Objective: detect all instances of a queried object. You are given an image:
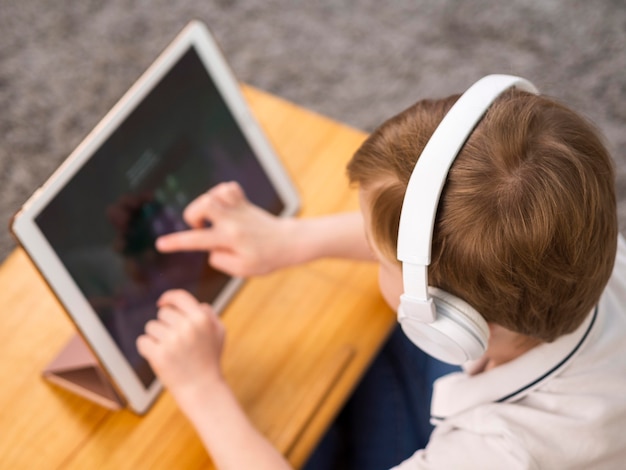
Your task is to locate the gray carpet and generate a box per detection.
[2,0,625,262]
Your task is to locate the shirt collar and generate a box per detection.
[431,307,598,420]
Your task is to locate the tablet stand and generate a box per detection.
[43,334,125,410]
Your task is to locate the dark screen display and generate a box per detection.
[35,48,285,387]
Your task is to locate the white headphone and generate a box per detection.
[397,74,539,365]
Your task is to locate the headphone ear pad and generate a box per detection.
[399,287,489,365]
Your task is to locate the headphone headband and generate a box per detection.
[397,75,538,323]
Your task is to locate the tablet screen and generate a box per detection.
[35,47,284,388]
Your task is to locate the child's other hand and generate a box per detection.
[137,289,225,401]
[155,181,293,277]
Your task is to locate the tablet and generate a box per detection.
[11,21,299,414]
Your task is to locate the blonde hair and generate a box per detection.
[348,90,617,341]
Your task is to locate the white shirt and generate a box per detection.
[394,235,626,469]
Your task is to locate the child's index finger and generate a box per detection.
[155,228,224,253]
[157,289,206,318]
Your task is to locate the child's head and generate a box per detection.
[348,89,617,342]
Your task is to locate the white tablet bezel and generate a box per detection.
[11,20,299,414]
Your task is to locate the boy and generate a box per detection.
[137,76,626,469]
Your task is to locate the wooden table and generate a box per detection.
[0,87,396,469]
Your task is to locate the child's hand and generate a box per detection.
[155,181,294,277]
[138,292,292,470]
[136,289,226,401]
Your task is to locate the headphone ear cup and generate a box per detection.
[429,287,490,342]
[399,287,489,365]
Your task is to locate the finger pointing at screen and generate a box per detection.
[155,181,294,277]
